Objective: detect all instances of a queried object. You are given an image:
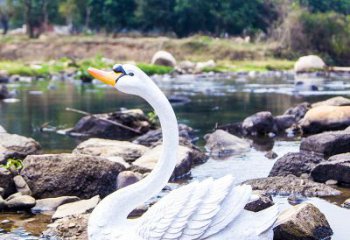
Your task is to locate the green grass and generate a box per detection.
[137,63,173,75]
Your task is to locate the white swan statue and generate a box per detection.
[87,64,278,240]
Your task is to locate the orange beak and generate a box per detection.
[87,67,122,86]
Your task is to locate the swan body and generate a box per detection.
[87,64,278,240]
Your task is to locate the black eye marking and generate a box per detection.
[128,72,134,76]
[113,65,127,75]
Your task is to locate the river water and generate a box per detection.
[0,72,350,239]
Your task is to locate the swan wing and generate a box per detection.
[136,175,264,240]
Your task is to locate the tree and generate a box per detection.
[299,0,350,14]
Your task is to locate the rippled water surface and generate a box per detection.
[1,73,350,239]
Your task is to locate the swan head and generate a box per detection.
[88,64,153,96]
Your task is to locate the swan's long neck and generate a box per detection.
[88,80,179,237]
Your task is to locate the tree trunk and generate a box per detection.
[24,0,34,38]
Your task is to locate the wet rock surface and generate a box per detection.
[311,153,350,185]
[283,102,311,122]
[32,196,80,213]
[0,132,41,164]
[242,111,274,135]
[204,129,250,157]
[73,138,149,162]
[244,194,274,212]
[21,154,125,199]
[5,194,36,210]
[273,203,333,240]
[273,115,296,133]
[243,175,340,197]
[300,130,350,158]
[269,152,324,177]
[68,109,152,140]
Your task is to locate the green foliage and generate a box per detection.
[147,111,158,124]
[137,63,173,75]
[299,0,350,14]
[0,159,24,171]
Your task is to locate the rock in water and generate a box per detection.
[284,102,311,122]
[300,130,350,158]
[0,132,41,164]
[52,195,100,220]
[269,152,324,177]
[311,153,350,185]
[151,50,176,67]
[294,55,326,73]
[133,145,194,179]
[21,154,125,199]
[68,109,152,140]
[32,196,80,213]
[273,115,296,133]
[117,171,142,190]
[73,138,149,162]
[242,111,274,135]
[300,106,350,134]
[243,175,340,197]
[244,194,274,212]
[204,129,250,157]
[5,194,36,210]
[273,203,333,240]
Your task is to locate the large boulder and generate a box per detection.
[274,203,333,240]
[73,138,149,163]
[284,102,311,122]
[242,111,274,135]
[312,96,350,108]
[0,85,11,99]
[151,50,176,67]
[294,55,326,73]
[204,130,250,157]
[311,153,350,185]
[0,169,16,198]
[68,109,152,140]
[133,145,194,179]
[269,152,324,177]
[5,194,36,210]
[117,171,142,190]
[300,130,350,158]
[243,175,340,197]
[273,115,297,133]
[21,154,125,199]
[300,106,350,134]
[0,132,41,163]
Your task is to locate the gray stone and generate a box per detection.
[0,169,16,198]
[311,153,350,185]
[73,138,149,162]
[273,203,333,240]
[294,55,326,73]
[274,115,296,132]
[325,179,338,185]
[300,130,350,158]
[265,151,278,159]
[133,145,193,179]
[204,129,250,157]
[0,132,41,163]
[284,102,311,121]
[5,195,36,210]
[68,109,152,140]
[42,213,89,240]
[21,153,125,199]
[243,175,340,197]
[52,195,100,220]
[13,175,32,195]
[32,196,80,213]
[117,171,142,190]
[242,111,274,135]
[151,50,176,67]
[269,152,324,177]
[244,194,274,212]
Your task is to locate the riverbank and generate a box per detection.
[0,35,294,77]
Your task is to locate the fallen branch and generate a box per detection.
[65,107,141,134]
